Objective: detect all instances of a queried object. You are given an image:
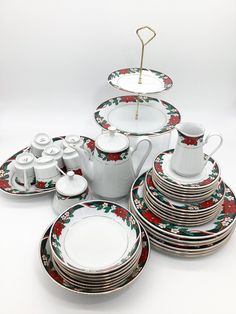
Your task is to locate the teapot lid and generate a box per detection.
[96,126,129,153]
[56,171,88,196]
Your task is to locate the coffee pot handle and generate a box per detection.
[204,133,223,164]
[130,136,152,177]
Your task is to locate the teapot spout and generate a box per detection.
[73,144,94,182]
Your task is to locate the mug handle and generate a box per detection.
[23,169,29,191]
[204,133,223,164]
[130,136,152,177]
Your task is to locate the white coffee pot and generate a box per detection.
[73,126,152,198]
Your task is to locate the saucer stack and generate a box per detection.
[130,149,236,257]
[40,200,150,294]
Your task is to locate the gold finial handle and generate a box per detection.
[136,26,156,84]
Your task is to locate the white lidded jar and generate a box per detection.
[52,171,88,215]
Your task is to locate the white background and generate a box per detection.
[0,0,236,313]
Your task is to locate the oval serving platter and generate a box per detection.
[0,136,95,196]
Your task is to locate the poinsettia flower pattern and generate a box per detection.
[0,179,11,189]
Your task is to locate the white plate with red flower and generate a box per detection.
[108,68,173,94]
[94,95,180,136]
[50,200,141,273]
[0,135,95,197]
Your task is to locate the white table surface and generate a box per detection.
[0,1,236,313]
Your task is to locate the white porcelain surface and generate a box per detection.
[34,156,60,180]
[75,135,152,198]
[96,126,129,153]
[30,133,52,157]
[56,171,87,196]
[62,147,80,170]
[63,135,82,148]
[42,145,64,168]
[14,152,35,184]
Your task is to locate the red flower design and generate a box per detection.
[122,96,136,103]
[49,270,63,284]
[102,123,110,129]
[0,179,11,189]
[146,175,155,188]
[143,210,161,224]
[201,178,212,186]
[199,199,214,209]
[73,168,82,176]
[168,115,180,125]
[223,200,236,214]
[86,140,95,151]
[182,137,198,146]
[53,221,64,237]
[139,246,148,264]
[119,68,129,75]
[114,207,128,219]
[154,163,163,173]
[163,77,172,85]
[36,181,46,189]
[107,153,121,161]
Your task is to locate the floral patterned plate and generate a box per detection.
[0,136,95,196]
[130,172,236,240]
[94,95,180,136]
[40,223,150,295]
[145,170,225,213]
[108,68,173,94]
[50,201,141,273]
[153,150,220,189]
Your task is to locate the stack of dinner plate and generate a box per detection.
[40,200,150,294]
[129,150,236,257]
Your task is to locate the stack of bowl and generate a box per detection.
[40,200,150,294]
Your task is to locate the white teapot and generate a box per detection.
[73,126,152,198]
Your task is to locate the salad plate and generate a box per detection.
[40,223,150,295]
[108,68,173,94]
[153,150,220,189]
[50,201,141,273]
[145,170,225,213]
[94,95,180,136]
[0,136,95,197]
[130,172,236,240]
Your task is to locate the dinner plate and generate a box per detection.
[94,95,180,136]
[50,201,141,273]
[108,68,173,94]
[0,135,95,196]
[40,224,150,295]
[153,150,220,189]
[130,172,236,240]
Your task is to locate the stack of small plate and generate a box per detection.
[40,200,150,294]
[144,170,225,226]
[129,151,236,257]
[152,150,220,203]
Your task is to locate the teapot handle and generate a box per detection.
[130,136,152,177]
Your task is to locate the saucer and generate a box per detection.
[130,172,236,240]
[0,136,95,196]
[94,95,180,136]
[108,68,173,94]
[40,223,150,295]
[153,150,220,190]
